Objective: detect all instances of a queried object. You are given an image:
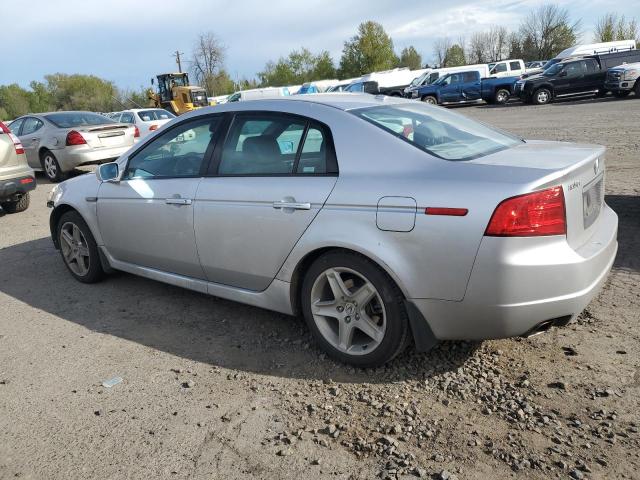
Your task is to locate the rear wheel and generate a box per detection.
[421,95,437,105]
[301,251,409,367]
[41,150,66,183]
[494,88,510,105]
[532,88,552,105]
[56,211,105,283]
[0,192,30,213]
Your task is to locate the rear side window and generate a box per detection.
[120,113,134,124]
[8,118,24,135]
[509,61,521,70]
[462,72,479,82]
[217,114,337,176]
[353,103,522,161]
[137,109,175,121]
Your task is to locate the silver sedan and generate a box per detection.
[10,111,135,182]
[47,95,618,367]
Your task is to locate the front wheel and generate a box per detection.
[1,192,30,213]
[494,88,510,105]
[532,88,552,105]
[56,211,105,283]
[421,95,438,105]
[301,251,410,367]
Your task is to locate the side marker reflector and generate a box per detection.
[425,207,468,216]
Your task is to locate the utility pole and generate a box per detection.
[172,50,184,73]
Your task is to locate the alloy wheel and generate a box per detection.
[60,222,90,277]
[309,267,386,355]
[536,90,549,103]
[44,155,58,179]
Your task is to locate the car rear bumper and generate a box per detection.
[0,173,36,201]
[409,204,618,340]
[56,145,132,172]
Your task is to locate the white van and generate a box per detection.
[347,68,429,96]
[226,87,290,102]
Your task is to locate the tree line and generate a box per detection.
[1,5,638,120]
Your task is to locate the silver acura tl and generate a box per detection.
[47,94,618,367]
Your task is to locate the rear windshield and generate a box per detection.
[352,103,523,161]
[136,109,175,121]
[44,112,114,128]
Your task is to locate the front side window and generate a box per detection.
[353,103,523,161]
[564,62,583,77]
[491,63,508,73]
[124,116,221,179]
[217,114,336,176]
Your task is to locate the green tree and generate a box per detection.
[45,73,119,112]
[339,21,398,77]
[0,84,31,119]
[398,46,422,70]
[444,44,466,67]
[312,51,337,80]
[259,48,336,86]
[594,13,638,42]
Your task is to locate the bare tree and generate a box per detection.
[433,37,452,67]
[190,32,227,95]
[519,4,581,60]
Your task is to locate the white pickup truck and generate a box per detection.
[604,62,640,97]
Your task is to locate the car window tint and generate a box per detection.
[492,63,508,73]
[297,126,328,174]
[462,72,478,82]
[509,61,521,70]
[124,116,220,180]
[120,113,134,124]
[21,117,43,135]
[218,115,305,175]
[565,62,582,77]
[584,59,598,73]
[8,118,24,135]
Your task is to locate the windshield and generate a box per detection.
[432,74,450,86]
[543,63,564,76]
[352,103,523,161]
[410,72,428,86]
[137,109,175,121]
[44,112,114,128]
[542,58,561,71]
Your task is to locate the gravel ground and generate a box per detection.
[0,96,638,480]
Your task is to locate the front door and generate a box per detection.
[97,115,222,279]
[18,117,44,169]
[194,113,338,291]
[439,74,462,102]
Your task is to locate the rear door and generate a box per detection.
[194,112,338,291]
[583,59,604,91]
[460,71,482,101]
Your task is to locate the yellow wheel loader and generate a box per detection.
[147,73,210,115]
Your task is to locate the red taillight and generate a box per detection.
[66,130,87,146]
[149,124,158,131]
[20,177,34,184]
[1,121,25,155]
[485,186,566,237]
[134,126,140,138]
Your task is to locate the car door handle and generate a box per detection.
[165,198,192,205]
[272,201,311,210]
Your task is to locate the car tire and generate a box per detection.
[532,88,552,105]
[56,211,105,284]
[494,88,510,105]
[301,251,410,368]
[41,150,66,183]
[421,96,438,105]
[0,192,30,213]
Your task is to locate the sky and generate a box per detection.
[2,0,637,91]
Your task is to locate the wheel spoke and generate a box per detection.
[62,247,74,262]
[311,300,340,319]
[351,282,376,308]
[60,230,73,249]
[72,225,81,243]
[77,244,90,257]
[338,320,354,350]
[355,312,384,344]
[326,269,350,300]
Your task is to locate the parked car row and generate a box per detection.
[107,108,175,139]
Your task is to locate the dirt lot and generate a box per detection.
[0,97,638,480]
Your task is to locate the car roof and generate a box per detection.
[211,93,412,113]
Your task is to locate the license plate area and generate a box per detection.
[582,174,604,229]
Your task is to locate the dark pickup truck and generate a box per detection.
[514,49,640,104]
[414,71,519,105]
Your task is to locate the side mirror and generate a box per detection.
[97,162,119,183]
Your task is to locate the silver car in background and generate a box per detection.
[10,111,135,182]
[47,95,618,367]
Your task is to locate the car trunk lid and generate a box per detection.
[75,124,134,149]
[471,140,606,250]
